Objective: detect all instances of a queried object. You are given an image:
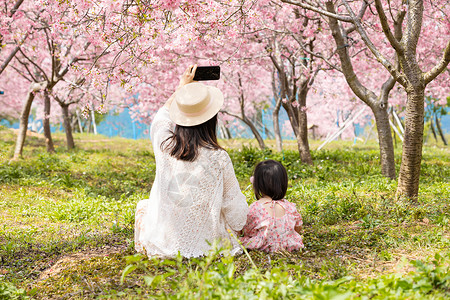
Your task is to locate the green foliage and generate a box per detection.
[0,128,448,298]
[0,279,28,300]
[121,246,450,299]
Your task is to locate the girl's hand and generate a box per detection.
[178,64,197,88]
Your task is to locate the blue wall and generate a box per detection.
[1,108,449,140]
[96,108,150,139]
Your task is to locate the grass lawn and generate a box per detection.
[0,125,449,299]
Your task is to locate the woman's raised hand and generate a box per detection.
[178,64,197,88]
[165,65,198,108]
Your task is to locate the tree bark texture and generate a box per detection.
[435,115,447,145]
[269,43,313,164]
[430,119,438,142]
[396,88,425,199]
[61,103,75,149]
[43,90,55,153]
[296,89,313,165]
[243,116,266,150]
[13,90,36,159]
[273,95,283,152]
[235,74,266,149]
[325,1,396,179]
[373,107,396,179]
[221,110,266,150]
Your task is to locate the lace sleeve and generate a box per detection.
[221,153,249,231]
[150,107,174,150]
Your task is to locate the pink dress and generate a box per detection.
[240,199,304,252]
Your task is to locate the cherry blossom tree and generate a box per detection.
[281,0,449,198]
[1,0,135,157]
[0,0,27,75]
[105,1,275,147]
[219,64,272,149]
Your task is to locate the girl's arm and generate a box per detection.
[291,202,303,234]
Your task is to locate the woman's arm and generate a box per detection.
[221,154,249,232]
[151,65,198,147]
[164,64,197,109]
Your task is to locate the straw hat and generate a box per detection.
[169,82,224,127]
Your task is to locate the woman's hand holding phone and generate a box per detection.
[165,65,197,108]
[179,64,197,88]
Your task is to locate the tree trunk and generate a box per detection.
[435,115,448,146]
[325,1,396,179]
[282,102,300,138]
[430,118,438,142]
[296,90,313,165]
[13,90,36,159]
[373,107,396,179]
[396,88,425,199]
[43,90,55,153]
[243,116,266,150]
[61,103,75,149]
[90,101,97,134]
[273,96,283,152]
[75,109,84,133]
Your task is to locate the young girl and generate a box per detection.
[240,160,304,253]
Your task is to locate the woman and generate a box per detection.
[135,65,249,258]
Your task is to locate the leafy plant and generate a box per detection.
[0,279,28,300]
[121,247,450,299]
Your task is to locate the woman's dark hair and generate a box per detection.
[161,114,222,161]
[253,160,288,201]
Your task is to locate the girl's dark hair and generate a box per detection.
[161,114,222,161]
[253,160,288,201]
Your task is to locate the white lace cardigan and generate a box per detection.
[135,107,249,258]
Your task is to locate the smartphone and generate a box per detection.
[193,66,221,81]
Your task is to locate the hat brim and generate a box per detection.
[169,86,224,127]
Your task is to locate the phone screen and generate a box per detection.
[193,66,221,81]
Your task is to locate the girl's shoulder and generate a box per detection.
[249,201,267,213]
[247,201,267,218]
[249,201,261,209]
[280,199,299,211]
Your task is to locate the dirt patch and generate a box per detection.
[10,128,44,139]
[37,245,127,281]
[76,139,116,143]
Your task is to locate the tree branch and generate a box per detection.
[341,0,408,87]
[325,1,377,108]
[423,40,450,85]
[10,64,33,82]
[0,34,28,75]
[380,76,396,109]
[281,0,353,22]
[18,49,49,82]
[345,0,370,35]
[292,34,342,72]
[374,0,404,55]
[403,0,423,57]
[0,46,20,75]
[220,109,243,121]
[9,0,24,17]
[57,57,82,79]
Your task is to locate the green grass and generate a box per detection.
[0,125,449,299]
